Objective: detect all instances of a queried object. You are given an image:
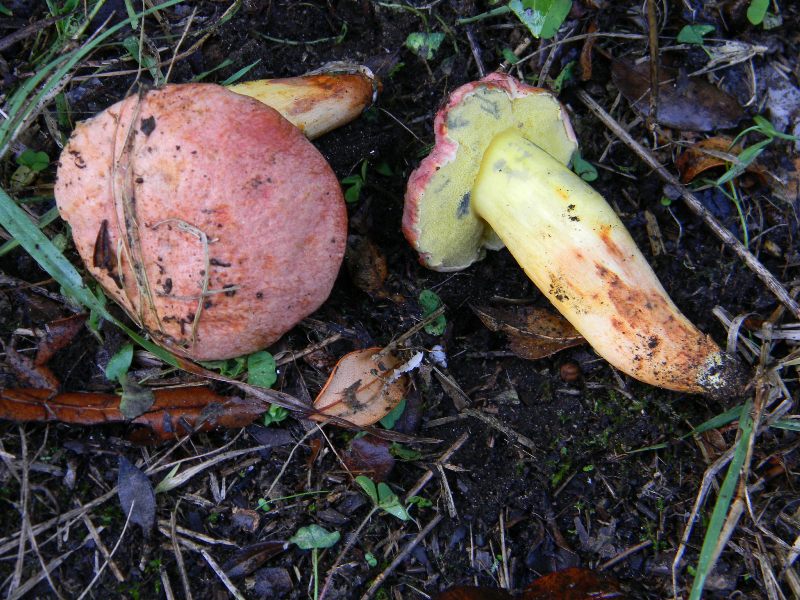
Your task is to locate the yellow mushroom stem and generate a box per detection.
[228,69,377,140]
[471,129,740,395]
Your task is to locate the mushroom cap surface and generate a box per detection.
[402,72,578,271]
[55,83,347,361]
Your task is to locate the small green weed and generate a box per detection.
[572,150,598,182]
[263,403,289,426]
[405,32,445,60]
[419,289,446,335]
[746,0,769,25]
[677,24,715,57]
[458,0,572,40]
[355,475,411,521]
[106,343,155,419]
[290,524,341,600]
[379,398,407,429]
[341,160,369,204]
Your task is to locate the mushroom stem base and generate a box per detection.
[471,129,744,397]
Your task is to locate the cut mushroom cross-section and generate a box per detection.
[402,73,746,398]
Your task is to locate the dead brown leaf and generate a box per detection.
[342,435,395,481]
[522,567,625,599]
[311,348,408,426]
[676,136,738,183]
[579,21,598,81]
[435,588,513,600]
[35,313,87,365]
[4,344,60,391]
[345,234,390,298]
[612,58,743,131]
[0,387,266,443]
[472,305,584,360]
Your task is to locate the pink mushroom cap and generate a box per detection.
[55,83,347,361]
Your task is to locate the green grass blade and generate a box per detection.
[0,185,182,368]
[688,398,754,599]
[770,418,800,432]
[0,0,183,157]
[687,403,745,437]
[0,186,100,310]
[0,204,59,257]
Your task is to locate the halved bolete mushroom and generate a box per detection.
[55,82,350,361]
[311,348,407,427]
[403,73,745,398]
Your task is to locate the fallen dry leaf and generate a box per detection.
[311,348,408,427]
[473,305,584,360]
[579,22,598,81]
[35,313,87,365]
[4,344,60,391]
[118,456,156,538]
[223,541,286,579]
[435,569,624,599]
[0,387,266,442]
[612,58,743,131]
[345,234,390,298]
[435,587,514,600]
[676,136,739,183]
[342,434,395,481]
[522,567,624,599]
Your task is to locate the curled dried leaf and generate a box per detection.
[0,387,266,443]
[612,58,743,131]
[311,348,407,427]
[522,567,624,599]
[473,305,585,360]
[435,586,513,600]
[342,435,395,481]
[676,136,738,183]
[35,313,87,366]
[345,235,389,298]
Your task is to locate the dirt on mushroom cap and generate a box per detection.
[54,83,347,361]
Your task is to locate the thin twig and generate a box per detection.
[164,6,197,83]
[599,539,653,571]
[6,532,93,600]
[200,548,247,600]
[646,0,660,130]
[404,431,469,502]
[75,500,135,600]
[575,89,800,320]
[318,507,378,600]
[360,514,443,600]
[376,305,446,358]
[81,514,125,583]
[461,408,538,452]
[464,25,485,77]
[170,502,193,600]
[7,426,29,599]
[671,446,735,596]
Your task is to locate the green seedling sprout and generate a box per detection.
[676,24,716,58]
[341,160,369,204]
[457,0,572,40]
[700,115,799,247]
[405,31,445,60]
[746,0,769,25]
[419,289,446,335]
[105,343,155,419]
[290,524,341,600]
